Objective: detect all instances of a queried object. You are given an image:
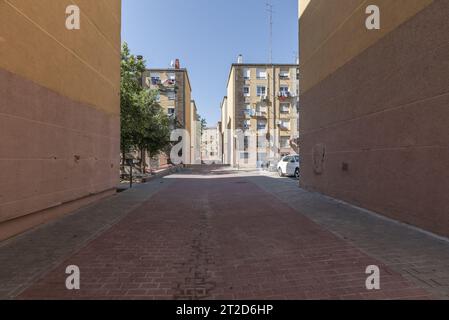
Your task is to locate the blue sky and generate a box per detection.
[122,0,298,125]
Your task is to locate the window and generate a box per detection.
[168,73,176,81]
[257,120,267,131]
[240,152,249,160]
[257,86,266,97]
[243,68,251,80]
[256,104,267,113]
[256,68,267,79]
[168,92,175,100]
[155,93,161,102]
[150,73,160,85]
[168,107,175,116]
[280,120,290,129]
[244,136,249,150]
[244,119,251,129]
[280,86,289,94]
[244,104,253,117]
[280,70,290,79]
[280,137,290,148]
[280,103,290,113]
[243,86,250,97]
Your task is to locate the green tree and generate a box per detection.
[120,42,171,174]
[135,89,171,173]
[200,117,207,135]
[120,42,145,168]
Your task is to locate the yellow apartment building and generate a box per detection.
[222,60,300,168]
[142,65,199,164]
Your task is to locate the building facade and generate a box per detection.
[201,126,221,164]
[0,0,121,240]
[191,100,202,164]
[143,65,198,164]
[299,0,449,237]
[223,62,300,168]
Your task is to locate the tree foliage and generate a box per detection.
[200,117,207,135]
[120,43,171,170]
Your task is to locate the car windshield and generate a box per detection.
[283,156,292,162]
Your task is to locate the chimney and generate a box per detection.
[175,59,180,69]
[237,54,243,64]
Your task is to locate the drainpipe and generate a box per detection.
[272,64,276,163]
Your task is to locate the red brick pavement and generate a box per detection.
[19,174,432,300]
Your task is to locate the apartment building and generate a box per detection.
[142,63,197,164]
[191,100,202,164]
[0,1,121,240]
[299,0,449,237]
[201,126,221,164]
[222,60,300,168]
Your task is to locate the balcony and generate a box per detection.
[244,109,255,118]
[258,95,270,103]
[278,121,290,131]
[253,111,267,119]
[278,91,296,102]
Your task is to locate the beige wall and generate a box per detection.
[299,0,449,237]
[0,0,121,240]
[0,0,120,115]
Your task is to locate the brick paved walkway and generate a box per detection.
[10,167,436,300]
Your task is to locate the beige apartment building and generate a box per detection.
[191,100,202,164]
[201,126,221,164]
[143,64,198,164]
[222,60,299,168]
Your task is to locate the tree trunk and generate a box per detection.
[141,148,146,174]
[121,149,126,175]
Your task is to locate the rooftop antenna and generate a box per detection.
[266,2,274,64]
[293,51,299,64]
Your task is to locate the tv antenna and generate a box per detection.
[266,2,275,64]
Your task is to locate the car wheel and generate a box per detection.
[278,168,284,177]
[295,168,299,179]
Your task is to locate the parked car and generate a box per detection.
[277,155,300,178]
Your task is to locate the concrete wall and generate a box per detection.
[0,0,121,240]
[299,0,449,237]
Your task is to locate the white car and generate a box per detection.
[277,155,300,178]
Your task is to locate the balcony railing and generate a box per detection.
[244,110,255,117]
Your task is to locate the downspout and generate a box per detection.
[272,64,276,162]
